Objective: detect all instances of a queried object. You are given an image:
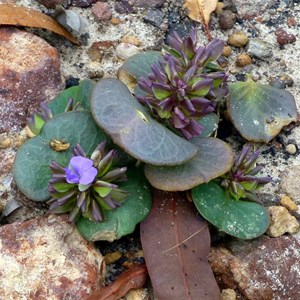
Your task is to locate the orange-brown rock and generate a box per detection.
[0,27,64,133]
[0,214,104,299]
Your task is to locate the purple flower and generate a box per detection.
[65,156,97,185]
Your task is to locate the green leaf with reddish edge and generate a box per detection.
[14,111,107,201]
[227,79,298,142]
[76,167,152,242]
[91,78,198,166]
[118,51,162,82]
[192,181,270,239]
[144,137,233,191]
[48,79,93,113]
[140,189,220,300]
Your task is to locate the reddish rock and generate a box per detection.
[0,27,64,133]
[92,2,112,21]
[210,235,300,300]
[232,0,275,20]
[275,28,296,46]
[0,214,104,299]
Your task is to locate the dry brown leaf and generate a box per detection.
[0,4,80,45]
[183,0,218,39]
[85,264,148,300]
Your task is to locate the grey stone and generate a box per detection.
[144,8,164,28]
[246,38,272,59]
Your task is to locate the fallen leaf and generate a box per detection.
[183,0,218,40]
[0,4,80,45]
[140,189,220,300]
[85,264,148,300]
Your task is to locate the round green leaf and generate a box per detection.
[193,113,219,140]
[192,181,270,239]
[228,79,298,142]
[76,167,152,242]
[49,79,93,114]
[118,51,161,81]
[144,137,233,191]
[14,111,107,201]
[91,78,198,166]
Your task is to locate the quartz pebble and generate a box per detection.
[246,38,272,59]
[227,32,248,47]
[285,143,297,155]
[116,43,141,60]
[0,134,11,149]
[87,62,104,78]
[280,195,298,211]
[267,206,299,237]
[220,289,237,300]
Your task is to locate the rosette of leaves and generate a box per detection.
[48,142,129,222]
[220,145,273,202]
[137,29,227,140]
[192,146,272,239]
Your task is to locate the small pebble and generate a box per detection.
[92,2,112,21]
[115,42,140,60]
[285,144,297,155]
[236,53,252,67]
[222,45,232,57]
[280,195,298,211]
[246,38,272,59]
[220,289,237,300]
[275,28,296,46]
[267,206,299,237]
[121,35,142,47]
[86,62,104,78]
[219,10,237,30]
[269,77,286,89]
[104,251,122,265]
[227,31,249,47]
[144,8,164,28]
[0,134,11,149]
[111,17,122,25]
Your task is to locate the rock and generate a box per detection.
[124,288,149,300]
[219,10,237,30]
[280,195,298,211]
[285,143,297,155]
[115,42,141,60]
[71,0,97,7]
[87,40,117,62]
[275,28,296,46]
[0,133,11,149]
[280,165,300,204]
[132,0,164,8]
[222,45,232,57]
[269,74,294,89]
[246,38,272,59]
[122,35,142,46]
[220,289,237,300]
[227,32,248,47]
[210,235,300,299]
[232,0,276,19]
[92,2,112,22]
[36,0,64,8]
[115,0,134,14]
[236,53,252,67]
[0,214,104,299]
[0,27,64,133]
[86,62,104,78]
[267,206,299,237]
[144,8,164,28]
